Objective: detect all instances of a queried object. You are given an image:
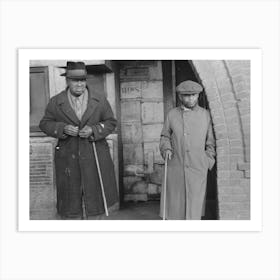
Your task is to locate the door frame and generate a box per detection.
[162,60,176,118]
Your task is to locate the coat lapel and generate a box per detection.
[57,90,80,125]
[80,89,100,127]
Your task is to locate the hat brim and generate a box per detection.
[60,68,87,79]
[60,73,87,79]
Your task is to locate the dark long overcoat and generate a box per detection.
[39,88,118,217]
[159,105,216,220]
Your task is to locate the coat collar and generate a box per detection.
[80,88,100,127]
[57,87,100,126]
[179,104,200,112]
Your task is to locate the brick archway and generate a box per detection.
[191,60,250,220]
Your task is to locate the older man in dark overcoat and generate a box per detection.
[39,61,118,219]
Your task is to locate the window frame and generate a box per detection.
[30,66,50,134]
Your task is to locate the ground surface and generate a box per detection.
[87,200,217,220]
[32,200,217,220]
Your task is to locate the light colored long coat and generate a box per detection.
[159,105,216,220]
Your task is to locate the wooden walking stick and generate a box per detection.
[92,141,109,216]
[163,155,168,220]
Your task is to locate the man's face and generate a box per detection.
[179,93,199,109]
[67,78,87,96]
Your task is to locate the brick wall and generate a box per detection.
[192,60,250,219]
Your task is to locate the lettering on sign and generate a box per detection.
[121,82,142,99]
[121,86,140,94]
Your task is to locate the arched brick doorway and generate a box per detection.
[191,60,251,220]
[162,60,250,219]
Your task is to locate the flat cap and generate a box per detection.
[176,80,203,94]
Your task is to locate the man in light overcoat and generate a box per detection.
[159,80,216,220]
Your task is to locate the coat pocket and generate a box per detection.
[202,152,210,170]
[203,152,216,170]
[204,152,215,170]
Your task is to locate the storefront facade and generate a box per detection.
[30,60,250,220]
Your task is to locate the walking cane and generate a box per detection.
[92,141,109,216]
[163,155,168,220]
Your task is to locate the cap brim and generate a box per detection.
[177,91,201,95]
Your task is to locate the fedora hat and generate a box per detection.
[60,61,87,79]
